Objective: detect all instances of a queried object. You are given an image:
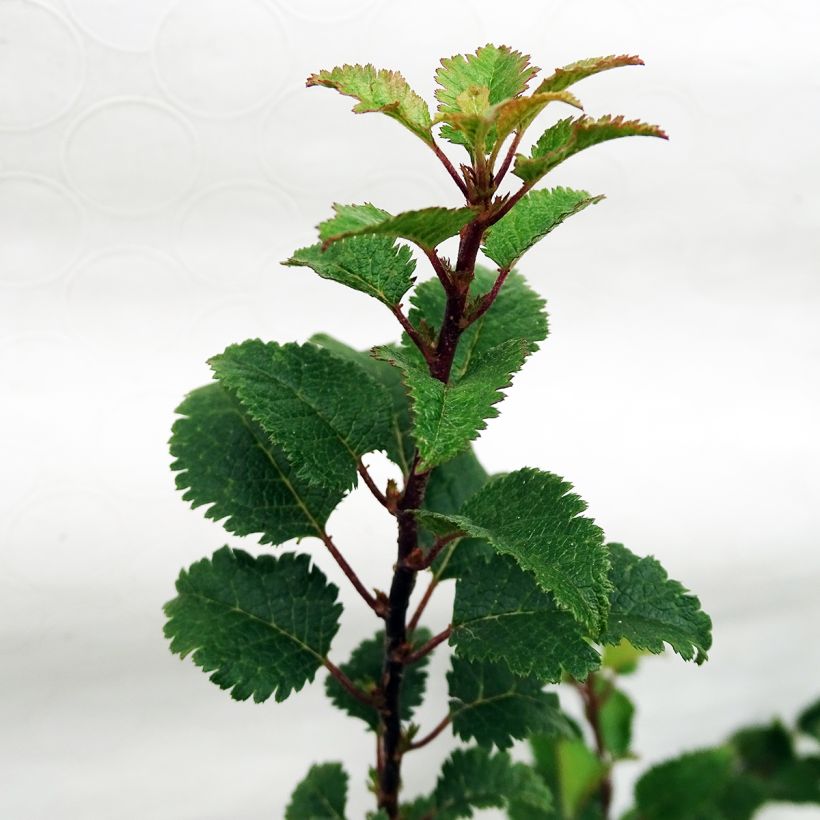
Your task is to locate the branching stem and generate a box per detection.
[358,459,391,510]
[320,531,383,617]
[391,304,435,365]
[407,713,452,751]
[405,625,451,665]
[323,657,377,709]
[431,141,469,198]
[407,574,438,634]
[575,673,614,818]
[465,266,512,326]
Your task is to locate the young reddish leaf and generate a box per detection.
[533,54,645,94]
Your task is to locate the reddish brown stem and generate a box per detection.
[466,266,511,326]
[407,574,438,634]
[358,460,391,510]
[323,658,377,709]
[493,132,523,187]
[321,532,383,617]
[432,141,469,198]
[391,304,435,365]
[424,248,455,295]
[407,714,452,751]
[577,674,614,818]
[405,626,451,665]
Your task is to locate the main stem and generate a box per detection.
[377,217,485,818]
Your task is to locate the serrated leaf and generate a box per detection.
[307,63,433,145]
[324,628,431,730]
[285,235,416,307]
[602,543,712,664]
[418,469,611,633]
[513,115,668,184]
[375,339,529,470]
[164,547,342,703]
[432,747,552,819]
[170,384,344,546]
[601,638,645,676]
[210,340,393,493]
[533,54,644,94]
[286,762,348,820]
[448,657,573,749]
[596,681,634,759]
[482,187,604,269]
[634,748,735,820]
[798,698,820,742]
[452,553,601,682]
[319,203,476,251]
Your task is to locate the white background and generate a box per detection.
[1,0,819,817]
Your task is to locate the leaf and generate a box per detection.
[418,469,611,633]
[309,334,414,474]
[492,91,583,146]
[210,340,393,493]
[798,698,820,742]
[164,547,342,703]
[601,638,645,676]
[513,115,668,184]
[633,748,736,820]
[482,187,604,269]
[533,54,644,94]
[319,203,476,251]
[375,339,529,470]
[324,628,431,730]
[406,266,548,380]
[284,235,416,307]
[596,681,634,759]
[286,762,348,820]
[602,543,712,664]
[451,553,601,682]
[170,384,344,546]
[307,63,433,144]
[448,656,573,749]
[432,747,552,819]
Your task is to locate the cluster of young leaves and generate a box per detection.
[161,43,719,819]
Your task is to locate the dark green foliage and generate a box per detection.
[286,762,348,819]
[798,698,820,742]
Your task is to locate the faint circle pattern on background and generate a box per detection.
[0,0,85,131]
[65,247,191,352]
[0,173,85,286]
[175,181,304,289]
[62,97,199,213]
[152,0,288,117]
[64,0,175,53]
[276,0,377,24]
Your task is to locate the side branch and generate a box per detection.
[407,574,438,633]
[391,304,435,365]
[465,266,511,326]
[358,459,391,510]
[323,657,378,709]
[405,625,451,665]
[407,713,452,751]
[431,141,469,198]
[424,248,455,295]
[493,132,523,187]
[321,531,383,617]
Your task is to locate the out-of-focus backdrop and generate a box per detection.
[1,1,819,817]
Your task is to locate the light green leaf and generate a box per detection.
[309,333,413,474]
[602,543,712,664]
[164,547,342,703]
[170,384,344,546]
[319,203,476,251]
[449,657,573,749]
[286,762,348,820]
[533,54,644,94]
[492,90,583,147]
[210,340,393,493]
[513,115,668,184]
[418,469,611,633]
[557,739,608,819]
[307,63,433,144]
[284,235,415,307]
[601,638,645,676]
[324,628,431,730]
[406,266,548,380]
[482,187,603,269]
[432,747,552,819]
[596,680,634,759]
[452,554,601,682]
[375,339,529,470]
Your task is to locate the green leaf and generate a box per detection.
[307,63,433,145]
[601,638,645,676]
[634,748,736,820]
[286,762,348,820]
[798,698,820,742]
[164,547,342,703]
[482,187,604,269]
[325,628,431,730]
[602,543,712,664]
[309,333,414,474]
[210,340,393,493]
[319,203,476,251]
[375,339,529,470]
[513,115,668,184]
[418,469,611,633]
[533,54,644,94]
[452,553,601,682]
[432,747,552,819]
[492,91,583,147]
[170,384,344,546]
[406,266,548,380]
[596,680,634,759]
[448,656,573,749]
[284,235,416,307]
